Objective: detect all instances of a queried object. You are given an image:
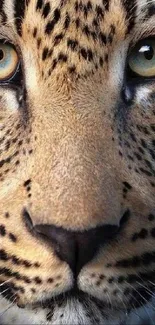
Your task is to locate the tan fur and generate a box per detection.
[0,0,155,323]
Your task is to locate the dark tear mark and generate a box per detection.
[0,0,7,24]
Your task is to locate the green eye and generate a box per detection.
[128,38,155,77]
[0,43,19,81]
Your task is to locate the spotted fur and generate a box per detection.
[0,0,155,324]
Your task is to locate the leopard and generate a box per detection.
[0,0,155,324]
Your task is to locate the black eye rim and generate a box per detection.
[126,36,155,82]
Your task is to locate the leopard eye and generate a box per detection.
[0,42,19,82]
[128,38,155,78]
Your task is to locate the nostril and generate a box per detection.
[23,209,33,231]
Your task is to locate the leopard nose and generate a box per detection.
[34,223,119,275]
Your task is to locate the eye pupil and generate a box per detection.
[0,49,4,61]
[143,46,154,61]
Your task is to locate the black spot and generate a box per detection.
[0,1,7,23]
[68,65,76,74]
[75,1,79,12]
[5,212,10,219]
[56,53,67,63]
[36,0,43,10]
[134,152,142,161]
[99,57,104,67]
[42,47,49,60]
[23,261,32,268]
[118,276,125,283]
[103,0,109,10]
[67,39,78,51]
[141,139,147,149]
[18,140,23,147]
[122,0,137,33]
[148,214,155,221]
[108,277,114,284]
[42,2,51,18]
[124,288,131,295]
[90,273,96,278]
[47,278,54,283]
[45,8,61,35]
[34,262,40,268]
[37,38,41,48]
[147,5,155,18]
[46,311,54,321]
[99,32,107,44]
[33,27,37,38]
[139,168,153,177]
[54,33,64,45]
[12,256,20,265]
[24,179,31,187]
[131,228,148,242]
[87,1,92,11]
[80,48,87,60]
[75,18,80,28]
[87,49,93,61]
[127,274,138,284]
[0,225,6,236]
[123,182,132,190]
[23,276,31,284]
[141,252,155,266]
[34,277,42,284]
[0,249,9,261]
[14,0,28,36]
[151,228,155,237]
[64,13,70,29]
[96,5,104,18]
[9,233,17,243]
[51,59,57,71]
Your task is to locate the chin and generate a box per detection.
[0,293,125,325]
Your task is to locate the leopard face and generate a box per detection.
[0,0,155,324]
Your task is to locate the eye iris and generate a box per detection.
[128,39,155,78]
[0,44,19,81]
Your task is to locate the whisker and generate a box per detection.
[125,280,155,324]
[136,281,155,299]
[113,283,128,316]
[149,280,155,287]
[131,302,146,322]
[0,287,10,296]
[0,277,14,287]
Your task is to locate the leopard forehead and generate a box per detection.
[0,0,155,325]
[2,0,152,79]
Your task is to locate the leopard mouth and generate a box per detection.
[32,286,125,316]
[1,278,152,314]
[1,280,154,325]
